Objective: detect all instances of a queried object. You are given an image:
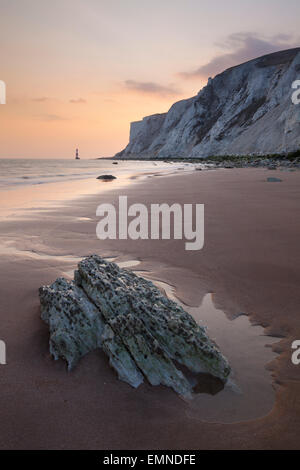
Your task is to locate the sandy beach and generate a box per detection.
[0,165,299,449]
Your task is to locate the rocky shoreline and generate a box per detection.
[113,151,300,171]
[194,152,300,170]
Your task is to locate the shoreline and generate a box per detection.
[0,167,299,448]
[0,160,196,218]
[112,149,300,165]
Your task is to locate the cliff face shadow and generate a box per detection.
[192,374,224,395]
[174,360,225,396]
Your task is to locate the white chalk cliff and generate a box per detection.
[116,48,300,159]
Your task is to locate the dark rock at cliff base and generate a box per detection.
[39,255,231,396]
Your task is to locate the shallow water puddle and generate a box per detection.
[0,240,83,264]
[138,275,279,423]
[115,260,141,268]
[63,257,278,423]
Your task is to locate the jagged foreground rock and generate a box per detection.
[39,255,230,396]
[116,48,300,159]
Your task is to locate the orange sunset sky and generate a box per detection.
[0,0,299,158]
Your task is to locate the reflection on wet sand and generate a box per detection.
[138,275,279,423]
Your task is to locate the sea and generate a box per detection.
[0,158,176,190]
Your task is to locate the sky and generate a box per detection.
[0,0,299,158]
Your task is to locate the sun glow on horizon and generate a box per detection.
[0,0,299,158]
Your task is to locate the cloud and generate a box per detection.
[69,98,86,103]
[124,80,181,97]
[36,114,68,121]
[32,97,49,102]
[179,33,300,79]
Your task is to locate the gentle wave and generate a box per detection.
[0,159,117,189]
[0,158,177,190]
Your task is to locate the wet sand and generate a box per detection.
[0,167,300,449]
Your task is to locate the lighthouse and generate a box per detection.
[75,148,80,160]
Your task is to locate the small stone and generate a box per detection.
[97,175,116,180]
[267,177,282,182]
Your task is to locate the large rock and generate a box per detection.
[39,255,230,396]
[115,48,300,159]
[39,277,143,388]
